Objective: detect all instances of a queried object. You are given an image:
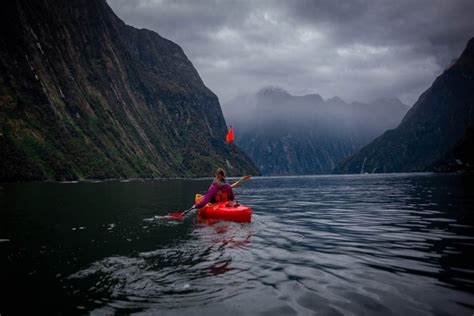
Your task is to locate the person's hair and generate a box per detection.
[215,168,226,182]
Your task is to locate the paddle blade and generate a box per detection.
[168,212,184,218]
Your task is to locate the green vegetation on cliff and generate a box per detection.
[0,0,259,181]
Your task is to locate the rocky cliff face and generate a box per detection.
[432,127,474,172]
[337,38,474,174]
[0,0,259,181]
[223,88,409,175]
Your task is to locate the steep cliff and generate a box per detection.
[433,127,474,173]
[0,0,259,181]
[337,38,474,174]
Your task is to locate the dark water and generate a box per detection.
[1,174,474,315]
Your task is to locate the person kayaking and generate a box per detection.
[194,168,234,209]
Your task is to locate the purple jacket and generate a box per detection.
[195,182,234,208]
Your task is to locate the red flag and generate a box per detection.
[226,126,234,144]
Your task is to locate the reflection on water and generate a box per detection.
[67,220,253,312]
[1,174,474,314]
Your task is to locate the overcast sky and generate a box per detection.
[107,0,473,105]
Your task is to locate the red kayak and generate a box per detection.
[198,201,252,223]
[194,194,252,222]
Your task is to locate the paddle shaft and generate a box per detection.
[180,206,195,216]
[231,175,251,188]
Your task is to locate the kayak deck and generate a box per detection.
[198,201,252,223]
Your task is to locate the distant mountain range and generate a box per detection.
[0,0,259,181]
[223,88,409,175]
[337,37,474,174]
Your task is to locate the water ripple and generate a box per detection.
[57,174,474,313]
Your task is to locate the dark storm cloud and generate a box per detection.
[285,1,474,63]
[106,0,474,105]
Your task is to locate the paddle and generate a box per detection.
[169,206,195,218]
[231,175,251,188]
[168,175,252,218]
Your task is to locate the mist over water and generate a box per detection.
[1,174,474,314]
[223,87,409,140]
[221,88,411,175]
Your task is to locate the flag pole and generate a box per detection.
[226,125,236,174]
[231,125,236,173]
[233,141,236,174]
